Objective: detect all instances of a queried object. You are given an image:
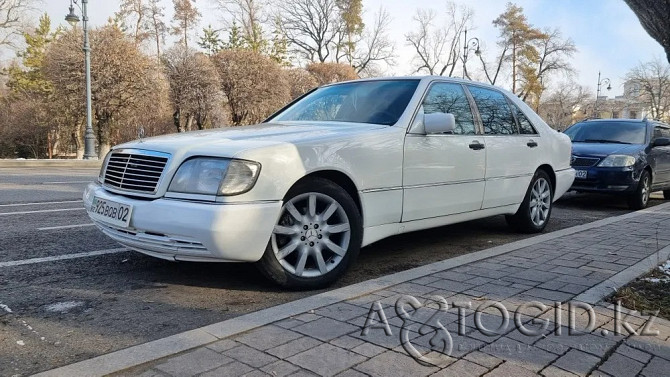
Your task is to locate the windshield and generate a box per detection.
[564,121,647,144]
[272,80,420,126]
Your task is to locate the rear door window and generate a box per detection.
[467,86,518,135]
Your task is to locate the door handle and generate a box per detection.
[469,141,485,150]
[527,140,538,148]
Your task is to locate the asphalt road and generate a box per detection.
[0,167,666,376]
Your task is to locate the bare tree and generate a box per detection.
[117,0,150,43]
[624,0,670,63]
[147,0,167,57]
[163,45,221,132]
[538,81,589,131]
[405,2,472,76]
[0,0,39,48]
[626,58,670,121]
[349,7,395,76]
[212,0,267,52]
[519,28,576,109]
[276,0,340,63]
[171,0,201,48]
[285,67,318,98]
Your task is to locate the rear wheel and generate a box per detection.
[663,190,670,200]
[506,170,553,233]
[627,170,651,210]
[256,177,362,289]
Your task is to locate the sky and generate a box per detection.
[33,0,666,97]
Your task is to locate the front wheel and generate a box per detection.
[256,178,362,289]
[506,170,553,233]
[628,170,651,210]
[663,190,670,200]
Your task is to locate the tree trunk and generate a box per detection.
[624,0,670,63]
[173,109,184,132]
[74,122,84,159]
[96,112,112,159]
[185,114,194,131]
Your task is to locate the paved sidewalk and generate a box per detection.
[42,204,670,377]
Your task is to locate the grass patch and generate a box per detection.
[610,263,670,320]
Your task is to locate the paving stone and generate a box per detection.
[640,356,670,377]
[200,361,253,377]
[226,344,279,368]
[267,336,323,359]
[352,324,407,349]
[316,302,369,321]
[346,294,386,308]
[625,335,670,360]
[241,371,271,377]
[523,288,574,302]
[294,317,359,341]
[538,280,567,291]
[275,318,307,329]
[598,353,644,377]
[482,362,538,377]
[287,370,320,377]
[614,343,652,364]
[427,279,475,292]
[293,313,322,322]
[286,343,366,377]
[430,359,488,377]
[351,342,386,357]
[481,337,558,372]
[535,330,616,358]
[463,350,504,369]
[551,349,600,376]
[330,335,366,349]
[390,282,440,296]
[334,370,369,377]
[355,350,438,377]
[556,284,589,295]
[235,325,303,350]
[541,366,578,377]
[154,347,232,376]
[261,360,301,377]
[207,339,239,353]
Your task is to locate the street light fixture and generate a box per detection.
[462,28,481,79]
[593,71,612,118]
[65,0,96,160]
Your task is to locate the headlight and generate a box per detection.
[168,157,260,196]
[98,152,112,183]
[598,155,636,167]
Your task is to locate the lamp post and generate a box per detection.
[462,28,481,79]
[66,0,96,160]
[593,71,612,118]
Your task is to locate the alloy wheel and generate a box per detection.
[271,192,351,278]
[529,177,551,227]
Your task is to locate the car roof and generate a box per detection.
[323,76,500,89]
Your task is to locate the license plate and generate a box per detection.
[89,196,133,228]
[575,170,588,179]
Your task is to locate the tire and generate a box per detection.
[506,169,553,233]
[256,177,362,289]
[664,190,670,200]
[627,170,651,210]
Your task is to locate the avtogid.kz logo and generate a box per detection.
[360,295,660,366]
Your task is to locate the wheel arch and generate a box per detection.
[537,164,556,193]
[290,170,363,216]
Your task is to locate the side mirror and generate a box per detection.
[653,137,670,147]
[424,112,456,134]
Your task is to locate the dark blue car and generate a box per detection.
[564,119,670,209]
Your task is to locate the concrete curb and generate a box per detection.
[575,244,670,304]
[34,201,670,377]
[0,159,101,168]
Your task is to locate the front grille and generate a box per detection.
[571,156,600,167]
[103,151,169,193]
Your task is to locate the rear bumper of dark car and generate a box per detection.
[570,167,639,194]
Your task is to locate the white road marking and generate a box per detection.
[0,248,127,268]
[0,303,12,313]
[0,200,81,207]
[42,181,91,184]
[0,208,85,216]
[38,224,95,231]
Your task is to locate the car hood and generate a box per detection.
[114,122,387,157]
[571,142,644,157]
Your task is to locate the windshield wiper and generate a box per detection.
[582,139,631,144]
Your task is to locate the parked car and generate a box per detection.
[83,77,575,288]
[564,118,670,209]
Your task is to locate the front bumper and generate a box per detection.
[570,167,639,194]
[83,183,282,262]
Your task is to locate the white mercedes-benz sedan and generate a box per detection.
[84,77,575,288]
